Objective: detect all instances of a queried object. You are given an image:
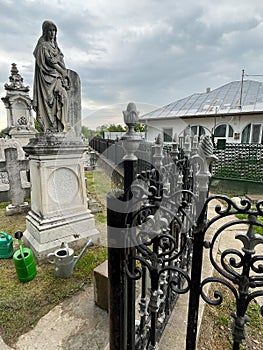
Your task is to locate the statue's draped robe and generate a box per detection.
[33,38,68,132]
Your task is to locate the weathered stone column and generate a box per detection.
[23,132,99,261]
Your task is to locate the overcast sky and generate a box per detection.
[1,0,263,130]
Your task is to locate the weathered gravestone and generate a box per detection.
[0,148,30,215]
[66,69,82,137]
[0,138,30,202]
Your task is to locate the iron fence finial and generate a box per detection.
[121,102,141,160]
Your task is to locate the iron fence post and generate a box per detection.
[108,102,141,350]
[185,211,207,350]
[186,135,218,349]
[108,190,127,350]
[122,103,141,350]
[125,158,137,350]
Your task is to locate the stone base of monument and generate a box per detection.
[9,126,37,148]
[23,210,99,261]
[6,202,30,216]
[23,132,100,261]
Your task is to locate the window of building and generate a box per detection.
[214,124,234,138]
[163,128,173,142]
[214,124,226,137]
[190,125,205,137]
[241,124,251,143]
[241,123,263,144]
[251,124,261,143]
[179,125,206,147]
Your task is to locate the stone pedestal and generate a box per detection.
[6,202,29,216]
[23,132,99,261]
[9,126,37,148]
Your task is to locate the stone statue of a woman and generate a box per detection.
[33,20,70,132]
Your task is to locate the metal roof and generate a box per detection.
[139,80,263,121]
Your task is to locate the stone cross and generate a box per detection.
[0,148,29,214]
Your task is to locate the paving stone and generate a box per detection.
[14,286,108,350]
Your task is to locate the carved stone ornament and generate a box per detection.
[4,63,29,92]
[121,102,141,160]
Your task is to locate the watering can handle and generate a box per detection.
[0,232,12,242]
[15,231,23,240]
[47,252,55,264]
[14,231,25,261]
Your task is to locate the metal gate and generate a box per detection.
[107,103,263,350]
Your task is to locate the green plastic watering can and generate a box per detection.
[0,232,14,258]
[13,231,36,282]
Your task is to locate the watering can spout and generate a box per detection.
[47,239,94,278]
[73,239,94,268]
[0,231,14,258]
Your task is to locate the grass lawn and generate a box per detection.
[0,243,107,346]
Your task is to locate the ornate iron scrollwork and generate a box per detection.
[199,195,263,348]
[123,134,203,349]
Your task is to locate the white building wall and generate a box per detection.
[144,113,263,144]
[145,118,188,142]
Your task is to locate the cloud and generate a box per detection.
[1,0,263,130]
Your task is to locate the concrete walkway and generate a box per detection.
[0,286,109,350]
[1,197,263,350]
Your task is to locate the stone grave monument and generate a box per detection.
[0,139,30,213]
[1,63,37,147]
[1,148,30,215]
[23,20,99,260]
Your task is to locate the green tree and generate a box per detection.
[95,123,126,135]
[81,126,100,141]
[106,124,126,132]
[134,123,145,132]
[82,125,92,139]
[34,119,42,132]
[0,127,9,138]
[96,124,109,135]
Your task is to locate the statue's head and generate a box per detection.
[42,20,57,41]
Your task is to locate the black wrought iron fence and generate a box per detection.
[90,138,263,183]
[90,111,263,350]
[108,104,218,350]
